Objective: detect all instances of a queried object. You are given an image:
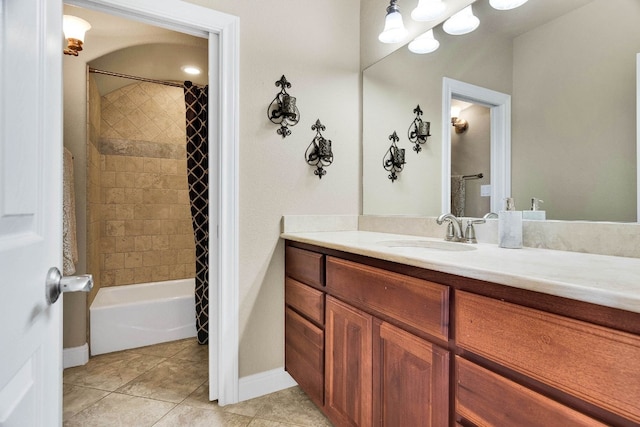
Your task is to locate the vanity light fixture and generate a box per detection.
[63,15,91,56]
[408,29,440,54]
[378,0,409,44]
[411,0,446,21]
[408,105,431,152]
[305,119,334,179]
[383,131,406,182]
[489,0,529,10]
[267,75,300,138]
[451,105,469,134]
[443,5,480,35]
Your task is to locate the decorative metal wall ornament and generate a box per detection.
[267,75,300,138]
[305,119,333,179]
[382,131,406,182]
[408,104,431,153]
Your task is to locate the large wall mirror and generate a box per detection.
[362,0,640,222]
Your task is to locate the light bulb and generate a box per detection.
[408,30,440,54]
[63,15,91,42]
[181,65,202,75]
[379,11,409,43]
[443,5,480,36]
[411,0,446,22]
[489,0,529,10]
[379,1,408,44]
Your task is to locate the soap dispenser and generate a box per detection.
[522,197,546,220]
[498,197,523,248]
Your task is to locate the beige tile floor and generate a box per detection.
[63,338,332,426]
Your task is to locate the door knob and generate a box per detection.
[45,267,93,304]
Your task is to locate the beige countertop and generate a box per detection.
[281,230,640,314]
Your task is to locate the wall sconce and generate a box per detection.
[451,105,469,134]
[378,0,408,44]
[305,119,333,179]
[382,131,406,182]
[267,75,300,138]
[408,105,431,152]
[63,15,91,56]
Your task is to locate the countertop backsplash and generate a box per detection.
[282,215,640,259]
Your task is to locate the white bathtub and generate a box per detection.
[90,278,197,355]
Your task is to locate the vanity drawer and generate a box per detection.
[326,256,449,341]
[285,246,324,288]
[455,291,640,424]
[456,356,606,426]
[285,277,324,326]
[285,307,324,407]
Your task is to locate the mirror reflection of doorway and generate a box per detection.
[450,100,491,218]
[442,77,511,216]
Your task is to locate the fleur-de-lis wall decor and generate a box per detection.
[267,75,300,138]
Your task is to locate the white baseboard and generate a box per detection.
[63,343,89,369]
[238,368,297,402]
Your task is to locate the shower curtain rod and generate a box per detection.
[88,67,200,89]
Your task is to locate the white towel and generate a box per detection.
[63,148,78,275]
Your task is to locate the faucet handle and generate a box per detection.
[464,219,486,244]
[444,222,455,241]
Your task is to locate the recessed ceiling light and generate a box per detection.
[181,65,201,75]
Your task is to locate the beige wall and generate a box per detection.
[186,0,361,377]
[512,0,639,221]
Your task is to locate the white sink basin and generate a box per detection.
[377,239,477,252]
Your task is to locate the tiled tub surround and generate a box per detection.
[281,215,640,314]
[87,81,196,289]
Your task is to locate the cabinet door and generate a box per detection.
[456,291,640,424]
[374,321,449,427]
[456,356,606,427]
[285,307,324,408]
[325,296,373,426]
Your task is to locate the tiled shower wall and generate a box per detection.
[87,81,196,288]
[87,76,102,304]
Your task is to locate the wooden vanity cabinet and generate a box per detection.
[285,241,640,426]
[455,290,640,426]
[284,247,325,409]
[325,256,450,427]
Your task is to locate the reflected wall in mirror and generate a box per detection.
[451,99,491,218]
[362,0,640,221]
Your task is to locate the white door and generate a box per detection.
[0,0,64,425]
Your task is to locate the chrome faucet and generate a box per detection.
[436,213,464,242]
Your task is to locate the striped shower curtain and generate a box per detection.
[184,81,209,345]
